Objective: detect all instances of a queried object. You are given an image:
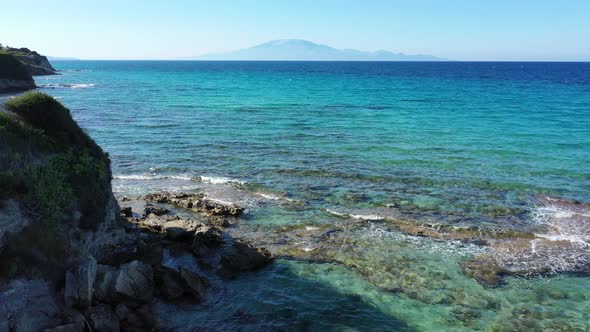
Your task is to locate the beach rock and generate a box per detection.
[143,192,244,217]
[191,225,222,257]
[121,206,133,218]
[219,240,274,278]
[179,267,209,301]
[64,256,97,308]
[0,279,62,332]
[143,203,169,217]
[155,266,185,300]
[86,305,120,332]
[155,266,210,302]
[115,260,154,303]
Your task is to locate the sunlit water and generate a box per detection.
[34,61,590,331]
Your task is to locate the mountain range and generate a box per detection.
[185,39,446,61]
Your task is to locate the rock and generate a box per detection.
[155,266,209,302]
[93,264,118,303]
[115,260,154,303]
[163,218,197,241]
[143,192,244,217]
[155,266,185,300]
[43,323,83,332]
[86,305,120,332]
[460,258,505,287]
[64,256,97,308]
[219,240,274,278]
[121,207,133,218]
[143,203,169,217]
[121,304,157,331]
[179,267,209,301]
[191,225,222,257]
[138,214,201,242]
[0,279,62,332]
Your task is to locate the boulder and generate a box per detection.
[93,265,118,303]
[143,204,169,217]
[64,257,97,308]
[86,305,120,332]
[179,267,209,301]
[219,240,274,278]
[154,266,185,300]
[154,266,210,302]
[0,280,62,332]
[115,260,154,303]
[191,225,222,257]
[121,207,133,218]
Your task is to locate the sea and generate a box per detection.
[33,61,590,331]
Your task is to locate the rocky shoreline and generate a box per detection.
[1,190,275,332]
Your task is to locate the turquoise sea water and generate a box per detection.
[35,61,590,331]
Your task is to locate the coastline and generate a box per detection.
[1,60,589,330]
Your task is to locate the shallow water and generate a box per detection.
[35,61,590,331]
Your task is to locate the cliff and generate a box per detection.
[0,53,36,93]
[0,46,57,76]
[0,92,273,331]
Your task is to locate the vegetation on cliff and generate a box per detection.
[0,44,56,75]
[0,92,112,278]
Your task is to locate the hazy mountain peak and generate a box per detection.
[187,39,446,61]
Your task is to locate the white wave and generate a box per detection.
[205,197,236,206]
[40,83,95,89]
[255,192,281,200]
[198,176,244,185]
[113,174,193,181]
[305,226,320,231]
[326,209,386,221]
[532,200,590,247]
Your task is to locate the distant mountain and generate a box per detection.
[186,39,446,61]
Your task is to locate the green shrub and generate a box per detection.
[3,92,112,228]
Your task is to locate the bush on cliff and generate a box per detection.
[1,92,112,229]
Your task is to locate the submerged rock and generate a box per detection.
[155,266,210,302]
[219,240,274,278]
[143,192,244,218]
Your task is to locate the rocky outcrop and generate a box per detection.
[0,46,57,76]
[219,240,274,278]
[144,192,244,218]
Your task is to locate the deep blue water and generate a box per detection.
[33,61,590,331]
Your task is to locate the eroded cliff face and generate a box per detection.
[0,92,124,279]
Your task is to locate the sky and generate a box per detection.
[1,0,589,61]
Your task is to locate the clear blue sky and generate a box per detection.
[2,0,589,60]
